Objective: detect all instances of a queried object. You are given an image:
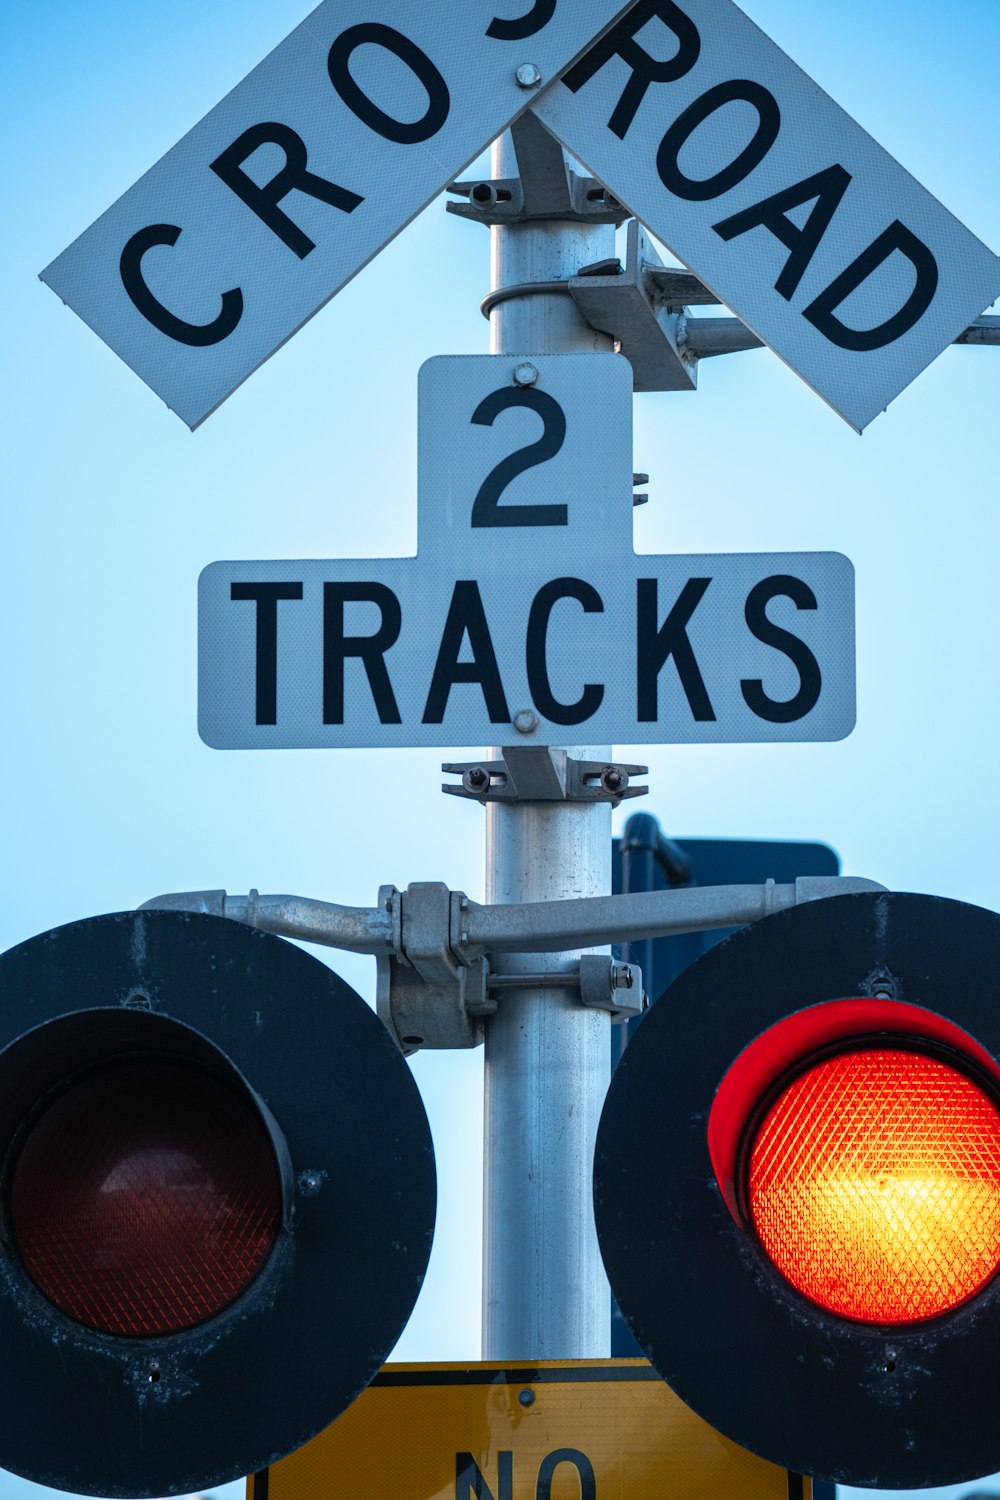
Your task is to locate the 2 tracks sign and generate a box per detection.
[198,356,855,748]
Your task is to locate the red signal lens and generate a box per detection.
[9,1061,282,1337]
[747,1047,1000,1324]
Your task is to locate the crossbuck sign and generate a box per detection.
[199,356,855,748]
[42,0,999,430]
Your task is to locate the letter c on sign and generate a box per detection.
[119,224,243,347]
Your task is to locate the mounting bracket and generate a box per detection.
[442,746,647,805]
[447,111,628,226]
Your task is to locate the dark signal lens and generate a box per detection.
[10,1061,282,1336]
[747,1047,1000,1324]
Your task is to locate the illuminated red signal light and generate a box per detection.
[594,890,1000,1488]
[745,1046,1000,1324]
[10,1061,282,1337]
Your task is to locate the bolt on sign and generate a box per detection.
[253,1360,814,1500]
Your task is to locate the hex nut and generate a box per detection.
[515,63,542,89]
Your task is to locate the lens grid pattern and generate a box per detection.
[748,1047,1000,1323]
[10,1061,282,1337]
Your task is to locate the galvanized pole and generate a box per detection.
[481,125,616,1361]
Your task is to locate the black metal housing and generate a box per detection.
[0,909,436,1497]
[594,890,1000,1489]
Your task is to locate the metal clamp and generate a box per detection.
[471,215,765,384]
[566,220,768,389]
[375,884,496,1055]
[567,219,696,391]
[373,886,645,1053]
[450,176,624,227]
[578,956,645,1019]
[448,111,628,226]
[485,958,644,1018]
[443,746,647,806]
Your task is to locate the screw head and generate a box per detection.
[518,1388,536,1407]
[513,362,538,388]
[512,709,539,735]
[515,62,542,89]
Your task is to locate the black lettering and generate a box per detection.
[456,1453,512,1500]
[657,79,780,201]
[487,0,556,41]
[536,1450,597,1500]
[560,0,701,139]
[713,164,852,300]
[120,224,243,346]
[802,220,939,351]
[328,24,450,144]
[211,123,363,260]
[423,582,509,724]
[526,578,604,725]
[637,577,715,722]
[741,575,821,723]
[471,386,567,528]
[230,582,303,725]
[323,583,401,725]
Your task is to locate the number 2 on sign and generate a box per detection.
[470,386,568,528]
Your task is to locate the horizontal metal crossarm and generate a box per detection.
[140,876,885,962]
[139,888,398,954]
[453,877,884,957]
[675,311,1000,351]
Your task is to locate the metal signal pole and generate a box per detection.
[481,122,617,1361]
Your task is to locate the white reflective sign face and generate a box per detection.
[199,354,855,748]
[40,0,638,429]
[535,0,1000,430]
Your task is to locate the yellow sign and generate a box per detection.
[252,1359,810,1500]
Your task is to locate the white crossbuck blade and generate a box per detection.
[40,1,642,429]
[42,0,1000,430]
[532,0,1000,429]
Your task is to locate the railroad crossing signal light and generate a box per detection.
[0,908,436,1498]
[594,889,1000,1490]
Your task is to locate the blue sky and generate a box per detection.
[2,1,1000,1497]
